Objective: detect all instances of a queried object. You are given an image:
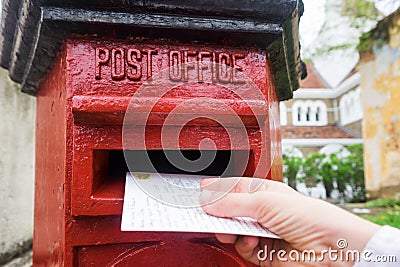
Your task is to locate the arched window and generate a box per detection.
[292,100,304,126]
[340,87,363,125]
[354,88,363,119]
[292,100,328,126]
[313,101,328,126]
[345,98,351,115]
[297,107,302,122]
[279,102,288,126]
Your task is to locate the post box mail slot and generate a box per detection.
[1,0,304,265]
[72,120,266,216]
[89,149,251,208]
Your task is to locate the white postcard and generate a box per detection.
[121,172,280,239]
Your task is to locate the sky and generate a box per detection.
[300,0,327,49]
[300,0,400,51]
[299,0,400,87]
[371,0,400,16]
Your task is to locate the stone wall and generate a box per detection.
[359,9,400,199]
[0,68,36,264]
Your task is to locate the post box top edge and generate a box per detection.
[0,0,305,100]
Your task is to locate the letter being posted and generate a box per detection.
[121,172,280,239]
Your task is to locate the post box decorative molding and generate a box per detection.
[1,0,305,266]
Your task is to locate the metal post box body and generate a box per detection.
[1,0,304,265]
[69,38,276,214]
[33,37,277,266]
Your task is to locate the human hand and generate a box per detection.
[200,177,380,266]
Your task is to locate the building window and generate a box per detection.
[292,100,328,126]
[297,107,301,122]
[340,87,363,125]
[316,107,320,121]
[279,102,288,126]
[306,107,311,121]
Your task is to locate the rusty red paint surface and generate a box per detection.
[67,39,268,98]
[33,38,282,266]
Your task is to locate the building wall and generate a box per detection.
[342,120,362,137]
[0,68,36,263]
[282,90,363,133]
[327,101,336,124]
[338,86,363,127]
[359,12,400,198]
[282,98,335,126]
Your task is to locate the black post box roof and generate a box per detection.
[0,0,306,100]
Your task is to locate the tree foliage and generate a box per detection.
[302,153,325,188]
[282,155,303,190]
[282,144,366,202]
[302,0,386,59]
[342,0,381,19]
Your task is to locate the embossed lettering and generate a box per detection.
[111,48,126,80]
[183,51,197,81]
[94,46,247,83]
[232,53,246,83]
[95,47,110,80]
[218,53,232,83]
[212,52,218,83]
[169,50,182,81]
[198,51,211,83]
[143,49,157,79]
[127,48,142,81]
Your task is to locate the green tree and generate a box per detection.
[329,153,349,201]
[326,144,366,203]
[302,153,325,195]
[283,154,304,190]
[282,145,366,202]
[319,160,335,198]
[346,144,366,202]
[342,0,381,20]
[303,0,385,60]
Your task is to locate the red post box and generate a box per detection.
[1,0,304,265]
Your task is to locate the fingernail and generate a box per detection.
[200,190,213,204]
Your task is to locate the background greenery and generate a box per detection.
[283,145,400,229]
[362,199,400,229]
[283,144,366,202]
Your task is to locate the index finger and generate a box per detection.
[200,177,296,195]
